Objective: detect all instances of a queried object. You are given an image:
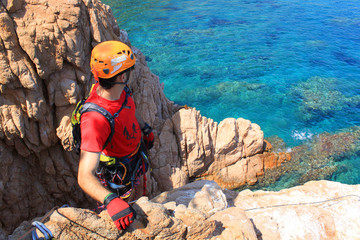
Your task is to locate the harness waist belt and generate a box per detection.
[100,143,140,166]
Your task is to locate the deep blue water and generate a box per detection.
[102,0,360,186]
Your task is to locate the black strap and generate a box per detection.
[81,102,115,150]
[80,86,131,150]
[111,207,135,221]
[104,193,118,207]
[113,86,131,118]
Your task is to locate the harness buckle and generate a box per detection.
[100,154,116,166]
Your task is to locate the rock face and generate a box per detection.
[0,0,123,233]
[0,0,268,234]
[234,180,360,240]
[154,107,265,191]
[9,180,360,240]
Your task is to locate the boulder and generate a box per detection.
[9,180,360,240]
[234,180,360,240]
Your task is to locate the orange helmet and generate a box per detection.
[90,41,136,80]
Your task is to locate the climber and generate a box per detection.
[76,40,154,231]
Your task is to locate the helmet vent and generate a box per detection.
[127,50,130,55]
[99,61,104,63]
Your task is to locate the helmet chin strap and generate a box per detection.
[108,81,127,85]
[100,77,129,85]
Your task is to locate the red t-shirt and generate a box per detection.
[80,84,141,157]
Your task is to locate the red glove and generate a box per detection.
[143,131,154,149]
[142,123,154,149]
[105,193,136,230]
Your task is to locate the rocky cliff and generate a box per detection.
[0,0,280,234]
[9,180,360,240]
[7,0,359,237]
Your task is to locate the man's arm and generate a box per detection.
[78,150,136,230]
[78,150,111,203]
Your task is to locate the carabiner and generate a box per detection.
[108,182,126,190]
[32,221,54,239]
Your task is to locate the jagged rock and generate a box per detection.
[10,180,360,240]
[152,180,228,218]
[261,151,291,170]
[0,0,121,233]
[10,181,222,239]
[170,108,265,189]
[234,180,360,239]
[209,208,258,240]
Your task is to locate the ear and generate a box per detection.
[117,73,126,83]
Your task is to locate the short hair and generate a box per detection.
[98,66,134,89]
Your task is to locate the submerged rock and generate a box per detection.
[290,76,359,122]
[251,126,360,191]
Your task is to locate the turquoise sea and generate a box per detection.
[102,0,360,188]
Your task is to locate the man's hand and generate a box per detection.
[142,123,154,149]
[143,131,154,149]
[105,193,136,230]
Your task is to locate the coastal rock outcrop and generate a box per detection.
[154,107,265,190]
[9,180,360,240]
[0,0,268,234]
[4,0,356,237]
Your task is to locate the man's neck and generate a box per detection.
[97,84,125,101]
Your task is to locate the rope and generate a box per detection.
[243,194,360,212]
[142,157,147,197]
[54,209,123,240]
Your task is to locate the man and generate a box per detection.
[77,40,154,231]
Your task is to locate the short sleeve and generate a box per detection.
[80,111,111,152]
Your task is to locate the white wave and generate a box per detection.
[292,130,314,141]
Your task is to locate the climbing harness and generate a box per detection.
[96,142,150,199]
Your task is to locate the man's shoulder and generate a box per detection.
[81,107,110,120]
